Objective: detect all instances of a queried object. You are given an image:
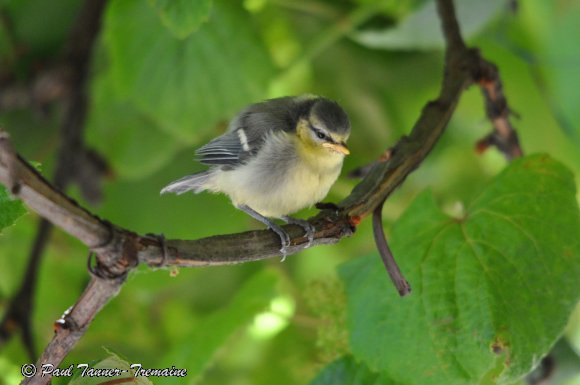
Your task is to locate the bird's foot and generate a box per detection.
[282,216,315,248]
[235,204,295,261]
[268,222,291,260]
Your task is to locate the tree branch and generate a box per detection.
[474,60,524,159]
[349,0,523,297]
[0,0,108,360]
[337,0,475,289]
[339,0,476,218]
[0,0,522,383]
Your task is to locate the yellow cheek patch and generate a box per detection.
[294,118,324,160]
[296,119,317,148]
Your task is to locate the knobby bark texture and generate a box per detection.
[0,0,523,383]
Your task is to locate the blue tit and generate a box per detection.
[161,95,351,255]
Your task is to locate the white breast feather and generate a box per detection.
[207,132,344,217]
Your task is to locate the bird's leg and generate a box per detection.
[237,205,291,258]
[281,216,315,248]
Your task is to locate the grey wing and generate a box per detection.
[195,130,248,166]
[195,96,314,167]
[194,116,273,167]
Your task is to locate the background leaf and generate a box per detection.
[340,154,580,385]
[85,70,181,180]
[102,0,275,143]
[517,2,580,145]
[351,0,506,50]
[0,186,26,231]
[310,356,389,385]
[148,0,213,39]
[0,0,80,67]
[159,268,282,384]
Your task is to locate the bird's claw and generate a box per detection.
[269,224,291,261]
[298,220,315,247]
[282,216,315,249]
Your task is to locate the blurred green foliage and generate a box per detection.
[148,0,212,38]
[0,185,25,231]
[0,1,579,385]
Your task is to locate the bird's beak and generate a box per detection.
[323,141,350,155]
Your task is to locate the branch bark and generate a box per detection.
[0,0,521,383]
[475,60,524,159]
[0,0,108,360]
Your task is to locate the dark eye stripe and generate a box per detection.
[309,124,327,140]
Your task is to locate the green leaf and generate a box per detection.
[1,0,81,61]
[0,186,26,231]
[67,351,153,385]
[86,69,182,180]
[159,268,281,384]
[310,356,392,385]
[103,0,275,142]
[351,0,505,50]
[340,154,580,385]
[148,0,212,39]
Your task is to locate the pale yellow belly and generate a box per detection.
[210,160,341,218]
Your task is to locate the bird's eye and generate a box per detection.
[316,130,326,140]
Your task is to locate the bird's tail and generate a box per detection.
[160,171,212,195]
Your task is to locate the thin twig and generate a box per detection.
[361,0,470,296]
[34,275,127,383]
[474,60,523,160]
[351,0,522,295]
[0,0,108,359]
[436,0,466,57]
[0,220,53,360]
[372,200,411,296]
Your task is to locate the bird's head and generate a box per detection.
[295,98,351,156]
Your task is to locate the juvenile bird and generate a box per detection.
[161,95,351,255]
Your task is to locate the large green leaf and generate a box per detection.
[310,356,390,385]
[0,186,26,231]
[86,69,182,180]
[148,0,212,39]
[340,154,580,385]
[351,0,505,50]
[159,268,281,384]
[103,0,275,142]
